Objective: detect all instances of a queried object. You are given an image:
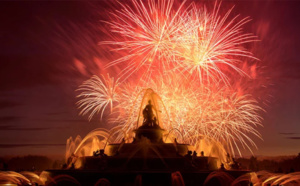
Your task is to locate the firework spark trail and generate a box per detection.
[75,0,265,158]
[77,74,120,121]
[101,0,257,84]
[174,2,258,84]
[201,91,263,156]
[82,73,264,156]
[101,0,188,81]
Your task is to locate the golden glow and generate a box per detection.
[248,171,300,185]
[74,0,264,166]
[76,75,263,157]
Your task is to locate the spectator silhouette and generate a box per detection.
[184,151,193,161]
[100,149,107,157]
[201,151,204,156]
[220,163,225,170]
[192,151,197,158]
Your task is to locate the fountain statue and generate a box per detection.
[43,89,250,186]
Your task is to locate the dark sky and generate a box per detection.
[0,0,300,158]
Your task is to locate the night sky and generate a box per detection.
[0,0,300,158]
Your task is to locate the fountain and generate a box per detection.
[43,89,250,185]
[1,90,299,185]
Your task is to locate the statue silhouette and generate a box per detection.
[142,100,155,126]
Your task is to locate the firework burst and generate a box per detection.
[102,0,188,80]
[77,74,120,121]
[176,2,258,83]
[78,73,263,156]
[75,0,265,158]
[102,0,257,83]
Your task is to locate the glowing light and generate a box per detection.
[76,73,263,157]
[101,0,188,80]
[176,2,258,83]
[77,74,120,121]
[102,0,257,83]
[74,0,265,163]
